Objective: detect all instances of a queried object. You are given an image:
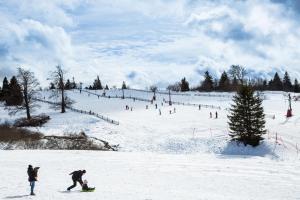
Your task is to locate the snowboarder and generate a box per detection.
[67,170,86,191]
[82,180,95,192]
[27,165,39,196]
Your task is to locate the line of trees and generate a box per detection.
[167,65,300,93]
[85,76,109,90]
[0,66,75,120]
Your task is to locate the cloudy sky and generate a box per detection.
[0,0,300,88]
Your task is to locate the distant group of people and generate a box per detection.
[210,111,218,119]
[27,165,94,196]
[125,105,133,111]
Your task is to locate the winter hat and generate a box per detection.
[28,165,32,168]
[82,170,86,173]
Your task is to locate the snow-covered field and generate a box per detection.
[1,89,300,199]
[1,151,300,200]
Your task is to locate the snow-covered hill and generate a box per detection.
[1,89,300,199]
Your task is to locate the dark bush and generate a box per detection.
[14,114,50,127]
[0,126,118,151]
[0,125,43,142]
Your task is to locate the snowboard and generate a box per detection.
[81,188,95,192]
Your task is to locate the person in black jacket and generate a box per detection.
[27,165,39,195]
[67,170,86,191]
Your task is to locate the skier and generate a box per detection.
[82,180,95,192]
[174,108,176,113]
[215,111,218,119]
[67,170,86,191]
[155,104,158,109]
[27,165,39,195]
[210,112,212,118]
[159,109,161,115]
[199,105,201,110]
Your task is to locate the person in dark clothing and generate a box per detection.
[67,170,86,191]
[27,165,39,195]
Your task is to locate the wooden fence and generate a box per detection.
[35,98,120,125]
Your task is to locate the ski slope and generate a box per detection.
[1,89,300,199]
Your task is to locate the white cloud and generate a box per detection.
[0,0,300,88]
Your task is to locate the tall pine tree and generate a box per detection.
[283,71,292,92]
[200,71,214,91]
[1,77,9,101]
[218,71,230,91]
[269,72,283,91]
[122,81,127,89]
[6,76,23,106]
[93,76,103,90]
[228,85,266,147]
[180,77,190,92]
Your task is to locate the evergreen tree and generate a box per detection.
[122,81,127,89]
[93,76,103,90]
[200,71,214,91]
[49,82,56,90]
[1,77,9,101]
[180,77,190,92]
[218,71,230,91]
[269,72,283,91]
[65,79,71,90]
[6,76,23,106]
[283,71,292,92]
[294,79,300,93]
[228,85,266,147]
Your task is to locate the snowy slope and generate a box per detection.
[1,151,300,200]
[1,89,300,158]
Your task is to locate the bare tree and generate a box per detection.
[7,68,40,120]
[49,65,74,113]
[228,65,247,85]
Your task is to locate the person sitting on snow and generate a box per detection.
[82,180,95,191]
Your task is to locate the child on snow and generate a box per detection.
[82,180,95,192]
